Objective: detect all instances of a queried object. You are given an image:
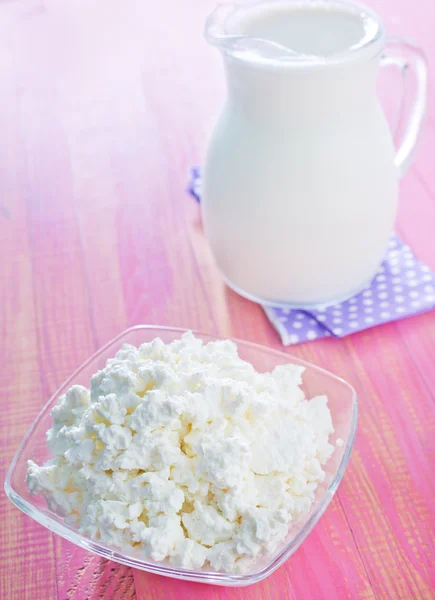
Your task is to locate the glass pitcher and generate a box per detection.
[202,0,427,308]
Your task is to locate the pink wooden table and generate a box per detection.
[0,1,434,598]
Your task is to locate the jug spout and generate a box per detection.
[205,1,384,66]
[205,2,306,62]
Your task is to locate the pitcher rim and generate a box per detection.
[205,0,386,68]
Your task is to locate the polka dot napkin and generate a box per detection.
[188,168,435,345]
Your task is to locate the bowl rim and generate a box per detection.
[5,324,358,586]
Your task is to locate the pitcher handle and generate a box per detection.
[381,37,428,178]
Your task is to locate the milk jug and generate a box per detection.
[202,0,427,307]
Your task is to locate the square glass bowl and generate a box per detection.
[5,326,357,586]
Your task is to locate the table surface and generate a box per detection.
[1,1,434,599]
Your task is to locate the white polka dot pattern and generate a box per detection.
[265,235,435,345]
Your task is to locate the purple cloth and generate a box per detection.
[188,167,202,203]
[188,168,435,345]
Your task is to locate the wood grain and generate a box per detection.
[0,0,434,598]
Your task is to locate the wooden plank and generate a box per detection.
[0,52,58,600]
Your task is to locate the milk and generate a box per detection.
[240,3,376,56]
[202,1,427,308]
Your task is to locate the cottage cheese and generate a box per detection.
[26,332,337,573]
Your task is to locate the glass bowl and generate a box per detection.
[5,326,357,587]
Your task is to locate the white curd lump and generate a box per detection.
[27,333,338,573]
